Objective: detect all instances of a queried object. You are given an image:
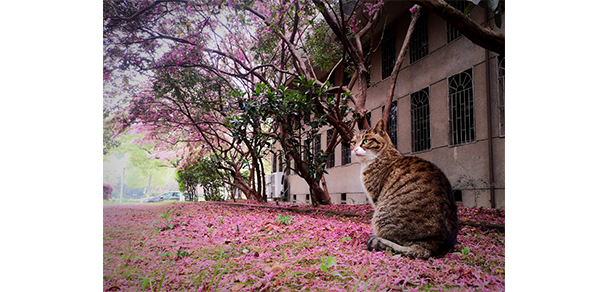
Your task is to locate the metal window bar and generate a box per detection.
[304,139,311,164]
[446,1,468,43]
[409,10,428,63]
[449,69,475,145]
[326,129,335,169]
[411,88,431,152]
[497,55,505,136]
[341,141,351,165]
[382,101,398,148]
[381,26,396,79]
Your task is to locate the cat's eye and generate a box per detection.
[362,139,369,145]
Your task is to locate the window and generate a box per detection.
[409,10,428,63]
[306,194,310,203]
[341,141,351,165]
[448,68,475,145]
[383,101,398,148]
[326,129,335,168]
[272,153,277,173]
[304,138,311,163]
[446,1,468,43]
[341,193,347,205]
[411,88,431,152]
[381,26,396,79]
[497,55,505,136]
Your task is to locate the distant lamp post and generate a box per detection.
[119,167,125,203]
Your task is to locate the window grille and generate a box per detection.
[497,55,505,136]
[341,141,351,165]
[304,138,311,163]
[326,129,335,168]
[448,68,475,145]
[381,26,396,79]
[411,88,431,152]
[446,1,468,43]
[383,101,398,148]
[409,10,428,63]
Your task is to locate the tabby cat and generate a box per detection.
[351,119,458,259]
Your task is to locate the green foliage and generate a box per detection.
[155,209,175,231]
[275,215,295,225]
[454,246,471,256]
[232,76,351,185]
[109,134,176,192]
[176,157,225,201]
[303,22,342,72]
[103,109,120,156]
[319,256,337,273]
[340,236,352,242]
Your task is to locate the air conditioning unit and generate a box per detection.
[265,172,284,199]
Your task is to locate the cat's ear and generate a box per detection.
[373,119,385,134]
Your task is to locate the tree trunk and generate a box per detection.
[382,5,422,125]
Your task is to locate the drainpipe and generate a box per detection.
[484,10,497,208]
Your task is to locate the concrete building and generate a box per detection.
[270,2,505,208]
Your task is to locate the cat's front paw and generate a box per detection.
[366,234,378,251]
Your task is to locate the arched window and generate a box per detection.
[448,69,475,145]
[411,87,431,152]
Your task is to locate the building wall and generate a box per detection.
[279,4,505,208]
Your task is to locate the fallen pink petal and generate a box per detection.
[104,201,505,291]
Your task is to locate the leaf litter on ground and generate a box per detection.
[104,201,504,291]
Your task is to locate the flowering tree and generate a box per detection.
[103,183,114,200]
[104,0,504,205]
[114,67,268,202]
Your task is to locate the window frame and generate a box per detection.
[448,68,476,146]
[381,25,396,80]
[409,10,429,63]
[411,87,431,153]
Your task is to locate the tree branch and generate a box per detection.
[413,0,504,55]
[382,5,421,125]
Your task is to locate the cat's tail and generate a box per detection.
[367,235,433,259]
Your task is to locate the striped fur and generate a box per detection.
[351,120,458,259]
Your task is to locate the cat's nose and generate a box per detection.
[353,147,366,156]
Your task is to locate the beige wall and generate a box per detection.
[279,4,505,208]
